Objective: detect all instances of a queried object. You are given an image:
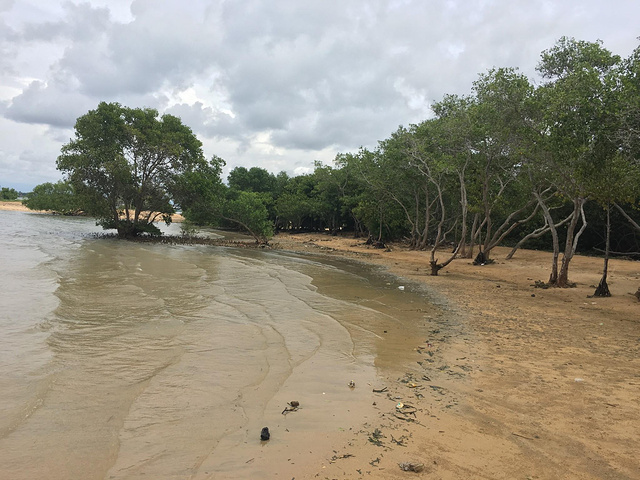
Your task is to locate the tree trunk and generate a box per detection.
[466,213,479,259]
[505,212,572,260]
[430,260,442,276]
[418,189,431,250]
[457,169,469,259]
[593,204,612,297]
[556,197,587,288]
[473,249,489,265]
[533,190,560,284]
[430,240,462,276]
[613,202,640,233]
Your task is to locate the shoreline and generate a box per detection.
[0,201,185,223]
[3,204,639,477]
[270,232,640,479]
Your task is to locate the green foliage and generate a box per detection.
[172,155,226,225]
[57,102,205,238]
[275,192,316,229]
[228,166,278,194]
[22,181,82,214]
[1,187,19,200]
[537,36,621,80]
[223,191,274,244]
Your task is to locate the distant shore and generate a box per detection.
[0,200,34,212]
[0,201,185,223]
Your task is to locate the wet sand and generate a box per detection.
[272,232,640,479]
[0,211,438,479]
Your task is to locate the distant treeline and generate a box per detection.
[0,187,20,200]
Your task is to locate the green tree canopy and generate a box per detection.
[227,166,278,194]
[22,181,82,215]
[57,102,206,238]
[534,37,622,286]
[172,155,227,225]
[222,191,274,244]
[1,187,19,200]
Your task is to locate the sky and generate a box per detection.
[1,0,639,192]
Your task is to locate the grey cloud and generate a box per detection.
[0,0,14,12]
[19,2,111,42]
[5,80,94,127]
[165,101,238,140]
[0,123,63,189]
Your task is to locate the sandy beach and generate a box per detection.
[271,232,640,479]
[0,201,33,212]
[3,201,639,478]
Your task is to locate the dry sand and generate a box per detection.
[0,201,33,212]
[271,232,640,480]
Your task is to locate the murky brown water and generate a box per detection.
[0,211,435,479]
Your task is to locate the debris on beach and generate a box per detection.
[329,453,354,463]
[532,280,550,289]
[368,428,385,446]
[348,380,356,388]
[391,434,409,446]
[260,427,270,441]
[282,401,300,415]
[394,402,418,421]
[398,461,425,472]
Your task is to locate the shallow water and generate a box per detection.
[0,211,436,479]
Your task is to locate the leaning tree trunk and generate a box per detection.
[506,212,572,260]
[472,218,488,265]
[430,241,462,276]
[593,204,612,297]
[428,182,462,276]
[457,168,469,258]
[533,190,560,285]
[466,213,479,259]
[556,198,587,287]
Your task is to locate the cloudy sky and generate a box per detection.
[1,0,638,191]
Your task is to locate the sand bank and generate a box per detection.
[0,201,34,212]
[0,201,184,222]
[271,232,640,479]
